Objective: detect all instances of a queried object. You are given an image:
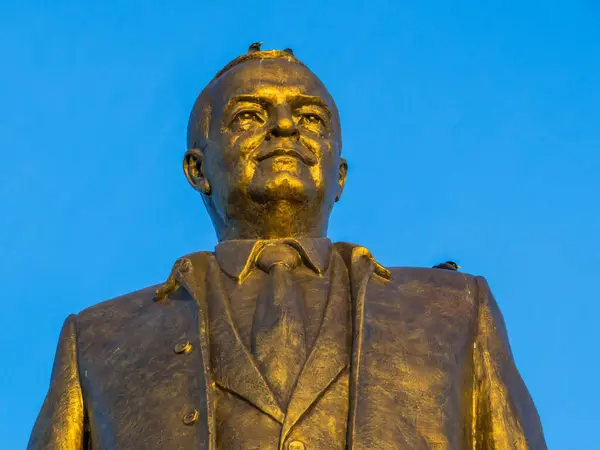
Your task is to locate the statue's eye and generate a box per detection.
[232,110,264,131]
[299,114,323,126]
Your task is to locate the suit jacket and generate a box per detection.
[28,243,547,449]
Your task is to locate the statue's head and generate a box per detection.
[184,44,347,241]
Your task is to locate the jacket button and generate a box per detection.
[288,441,305,450]
[174,341,192,354]
[182,409,199,425]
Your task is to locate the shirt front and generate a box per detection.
[214,237,333,353]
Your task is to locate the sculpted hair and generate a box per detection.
[187,45,306,150]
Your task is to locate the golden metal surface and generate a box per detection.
[288,441,306,450]
[29,44,547,449]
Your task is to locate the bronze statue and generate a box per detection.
[29,44,547,449]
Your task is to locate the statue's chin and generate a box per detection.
[248,171,315,204]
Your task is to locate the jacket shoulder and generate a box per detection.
[387,266,478,289]
[76,284,162,322]
[73,282,195,336]
[382,266,481,314]
[74,251,215,331]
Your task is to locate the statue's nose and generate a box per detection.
[267,110,299,139]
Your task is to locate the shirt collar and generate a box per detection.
[215,237,332,283]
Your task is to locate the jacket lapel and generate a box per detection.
[281,251,351,441]
[204,256,285,423]
[346,247,376,450]
[174,252,285,424]
[331,244,393,450]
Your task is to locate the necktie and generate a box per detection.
[252,242,307,407]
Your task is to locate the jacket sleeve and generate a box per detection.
[28,314,85,450]
[471,277,547,450]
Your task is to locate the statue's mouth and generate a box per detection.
[255,147,317,166]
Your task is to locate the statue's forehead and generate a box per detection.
[209,59,335,108]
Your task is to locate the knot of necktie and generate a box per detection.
[256,243,301,273]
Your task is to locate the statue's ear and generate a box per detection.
[335,157,348,202]
[183,148,211,195]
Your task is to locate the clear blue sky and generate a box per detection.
[1,1,599,448]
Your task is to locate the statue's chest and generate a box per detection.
[349,277,476,449]
[78,300,210,449]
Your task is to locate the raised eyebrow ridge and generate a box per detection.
[294,103,332,119]
[225,96,270,111]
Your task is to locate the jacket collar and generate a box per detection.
[214,237,332,282]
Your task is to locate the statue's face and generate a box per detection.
[187,58,346,239]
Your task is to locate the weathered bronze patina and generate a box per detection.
[29,44,547,449]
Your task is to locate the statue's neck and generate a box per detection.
[215,200,329,241]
